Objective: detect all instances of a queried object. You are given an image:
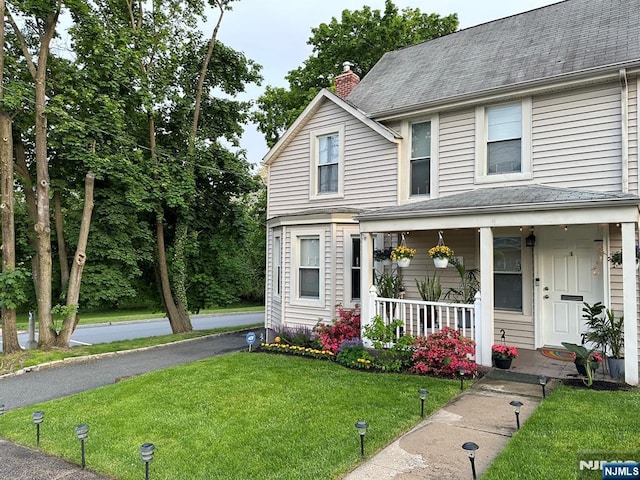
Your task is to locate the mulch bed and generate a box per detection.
[561,378,635,391]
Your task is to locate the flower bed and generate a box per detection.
[260,342,335,360]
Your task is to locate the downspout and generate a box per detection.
[620,68,629,193]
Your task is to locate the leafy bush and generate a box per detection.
[314,305,361,354]
[410,327,477,377]
[336,339,375,370]
[273,325,318,348]
[363,315,415,372]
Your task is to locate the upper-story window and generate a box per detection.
[318,134,339,192]
[475,99,531,184]
[310,125,345,199]
[487,104,521,174]
[411,121,431,196]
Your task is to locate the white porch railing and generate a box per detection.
[368,287,478,342]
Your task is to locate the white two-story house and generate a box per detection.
[263,0,640,384]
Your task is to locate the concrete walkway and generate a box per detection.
[1,331,550,480]
[344,371,553,479]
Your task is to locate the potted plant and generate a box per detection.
[561,342,602,386]
[374,247,392,266]
[391,245,416,268]
[583,303,625,379]
[416,272,442,328]
[444,258,479,328]
[607,244,640,268]
[428,244,454,268]
[491,344,518,369]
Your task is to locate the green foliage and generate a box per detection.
[363,315,404,349]
[0,267,31,310]
[583,303,624,359]
[416,272,442,302]
[374,271,403,299]
[253,0,459,147]
[363,315,415,372]
[50,304,78,333]
[444,258,480,304]
[336,339,375,369]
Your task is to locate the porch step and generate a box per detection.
[482,368,549,385]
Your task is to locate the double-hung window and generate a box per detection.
[487,104,521,174]
[273,235,281,298]
[299,236,320,298]
[318,134,339,193]
[494,236,522,311]
[475,99,531,183]
[410,121,431,196]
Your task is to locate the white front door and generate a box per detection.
[540,225,604,347]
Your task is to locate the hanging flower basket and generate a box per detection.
[397,258,411,268]
[429,231,454,269]
[391,236,416,269]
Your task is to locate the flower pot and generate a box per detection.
[607,357,625,379]
[397,258,411,268]
[574,361,600,376]
[433,257,449,269]
[493,357,512,369]
[382,258,392,266]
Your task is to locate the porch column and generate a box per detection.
[621,222,638,385]
[478,227,494,367]
[360,232,375,346]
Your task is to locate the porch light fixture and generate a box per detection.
[459,367,466,391]
[509,400,523,430]
[32,411,44,446]
[462,441,479,479]
[418,389,429,418]
[140,443,155,480]
[538,375,547,398]
[525,233,536,247]
[355,420,368,457]
[75,424,89,469]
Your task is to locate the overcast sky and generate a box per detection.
[215,0,560,166]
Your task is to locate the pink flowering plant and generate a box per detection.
[409,327,477,377]
[491,344,519,360]
[313,305,361,354]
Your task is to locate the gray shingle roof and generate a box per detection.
[347,0,640,116]
[356,185,640,220]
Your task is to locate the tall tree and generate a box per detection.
[253,0,458,147]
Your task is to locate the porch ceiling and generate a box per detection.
[356,185,640,231]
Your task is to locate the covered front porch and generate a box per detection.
[356,185,640,385]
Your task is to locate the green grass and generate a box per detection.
[0,324,261,376]
[482,384,640,480]
[15,304,264,330]
[1,353,460,480]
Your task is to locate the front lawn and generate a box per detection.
[482,384,640,479]
[1,352,460,480]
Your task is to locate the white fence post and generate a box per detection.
[362,285,378,348]
[473,292,484,365]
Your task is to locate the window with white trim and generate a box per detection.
[410,121,431,196]
[299,236,320,298]
[273,234,281,298]
[487,104,521,174]
[475,99,531,183]
[310,126,344,198]
[494,236,522,311]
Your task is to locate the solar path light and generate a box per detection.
[32,411,44,446]
[75,424,89,469]
[538,375,547,398]
[355,420,368,458]
[509,400,523,430]
[140,443,155,480]
[418,389,428,418]
[462,441,479,479]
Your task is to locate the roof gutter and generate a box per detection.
[371,61,640,121]
[620,68,629,194]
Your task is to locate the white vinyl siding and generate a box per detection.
[267,100,397,219]
[438,109,476,195]
[532,84,622,191]
[629,77,638,195]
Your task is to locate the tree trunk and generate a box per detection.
[156,213,191,333]
[55,173,95,347]
[1,112,22,353]
[172,217,190,325]
[54,190,70,290]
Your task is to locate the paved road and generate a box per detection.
[9,312,264,350]
[0,328,266,411]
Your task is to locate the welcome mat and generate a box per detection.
[540,348,574,362]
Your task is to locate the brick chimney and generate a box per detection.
[335,61,360,99]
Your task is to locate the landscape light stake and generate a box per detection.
[462,441,479,479]
[140,443,155,480]
[355,421,368,458]
[33,411,44,446]
[75,424,89,469]
[418,389,429,418]
[538,375,547,398]
[509,400,523,430]
[459,367,466,391]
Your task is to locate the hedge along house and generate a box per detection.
[263,0,640,384]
